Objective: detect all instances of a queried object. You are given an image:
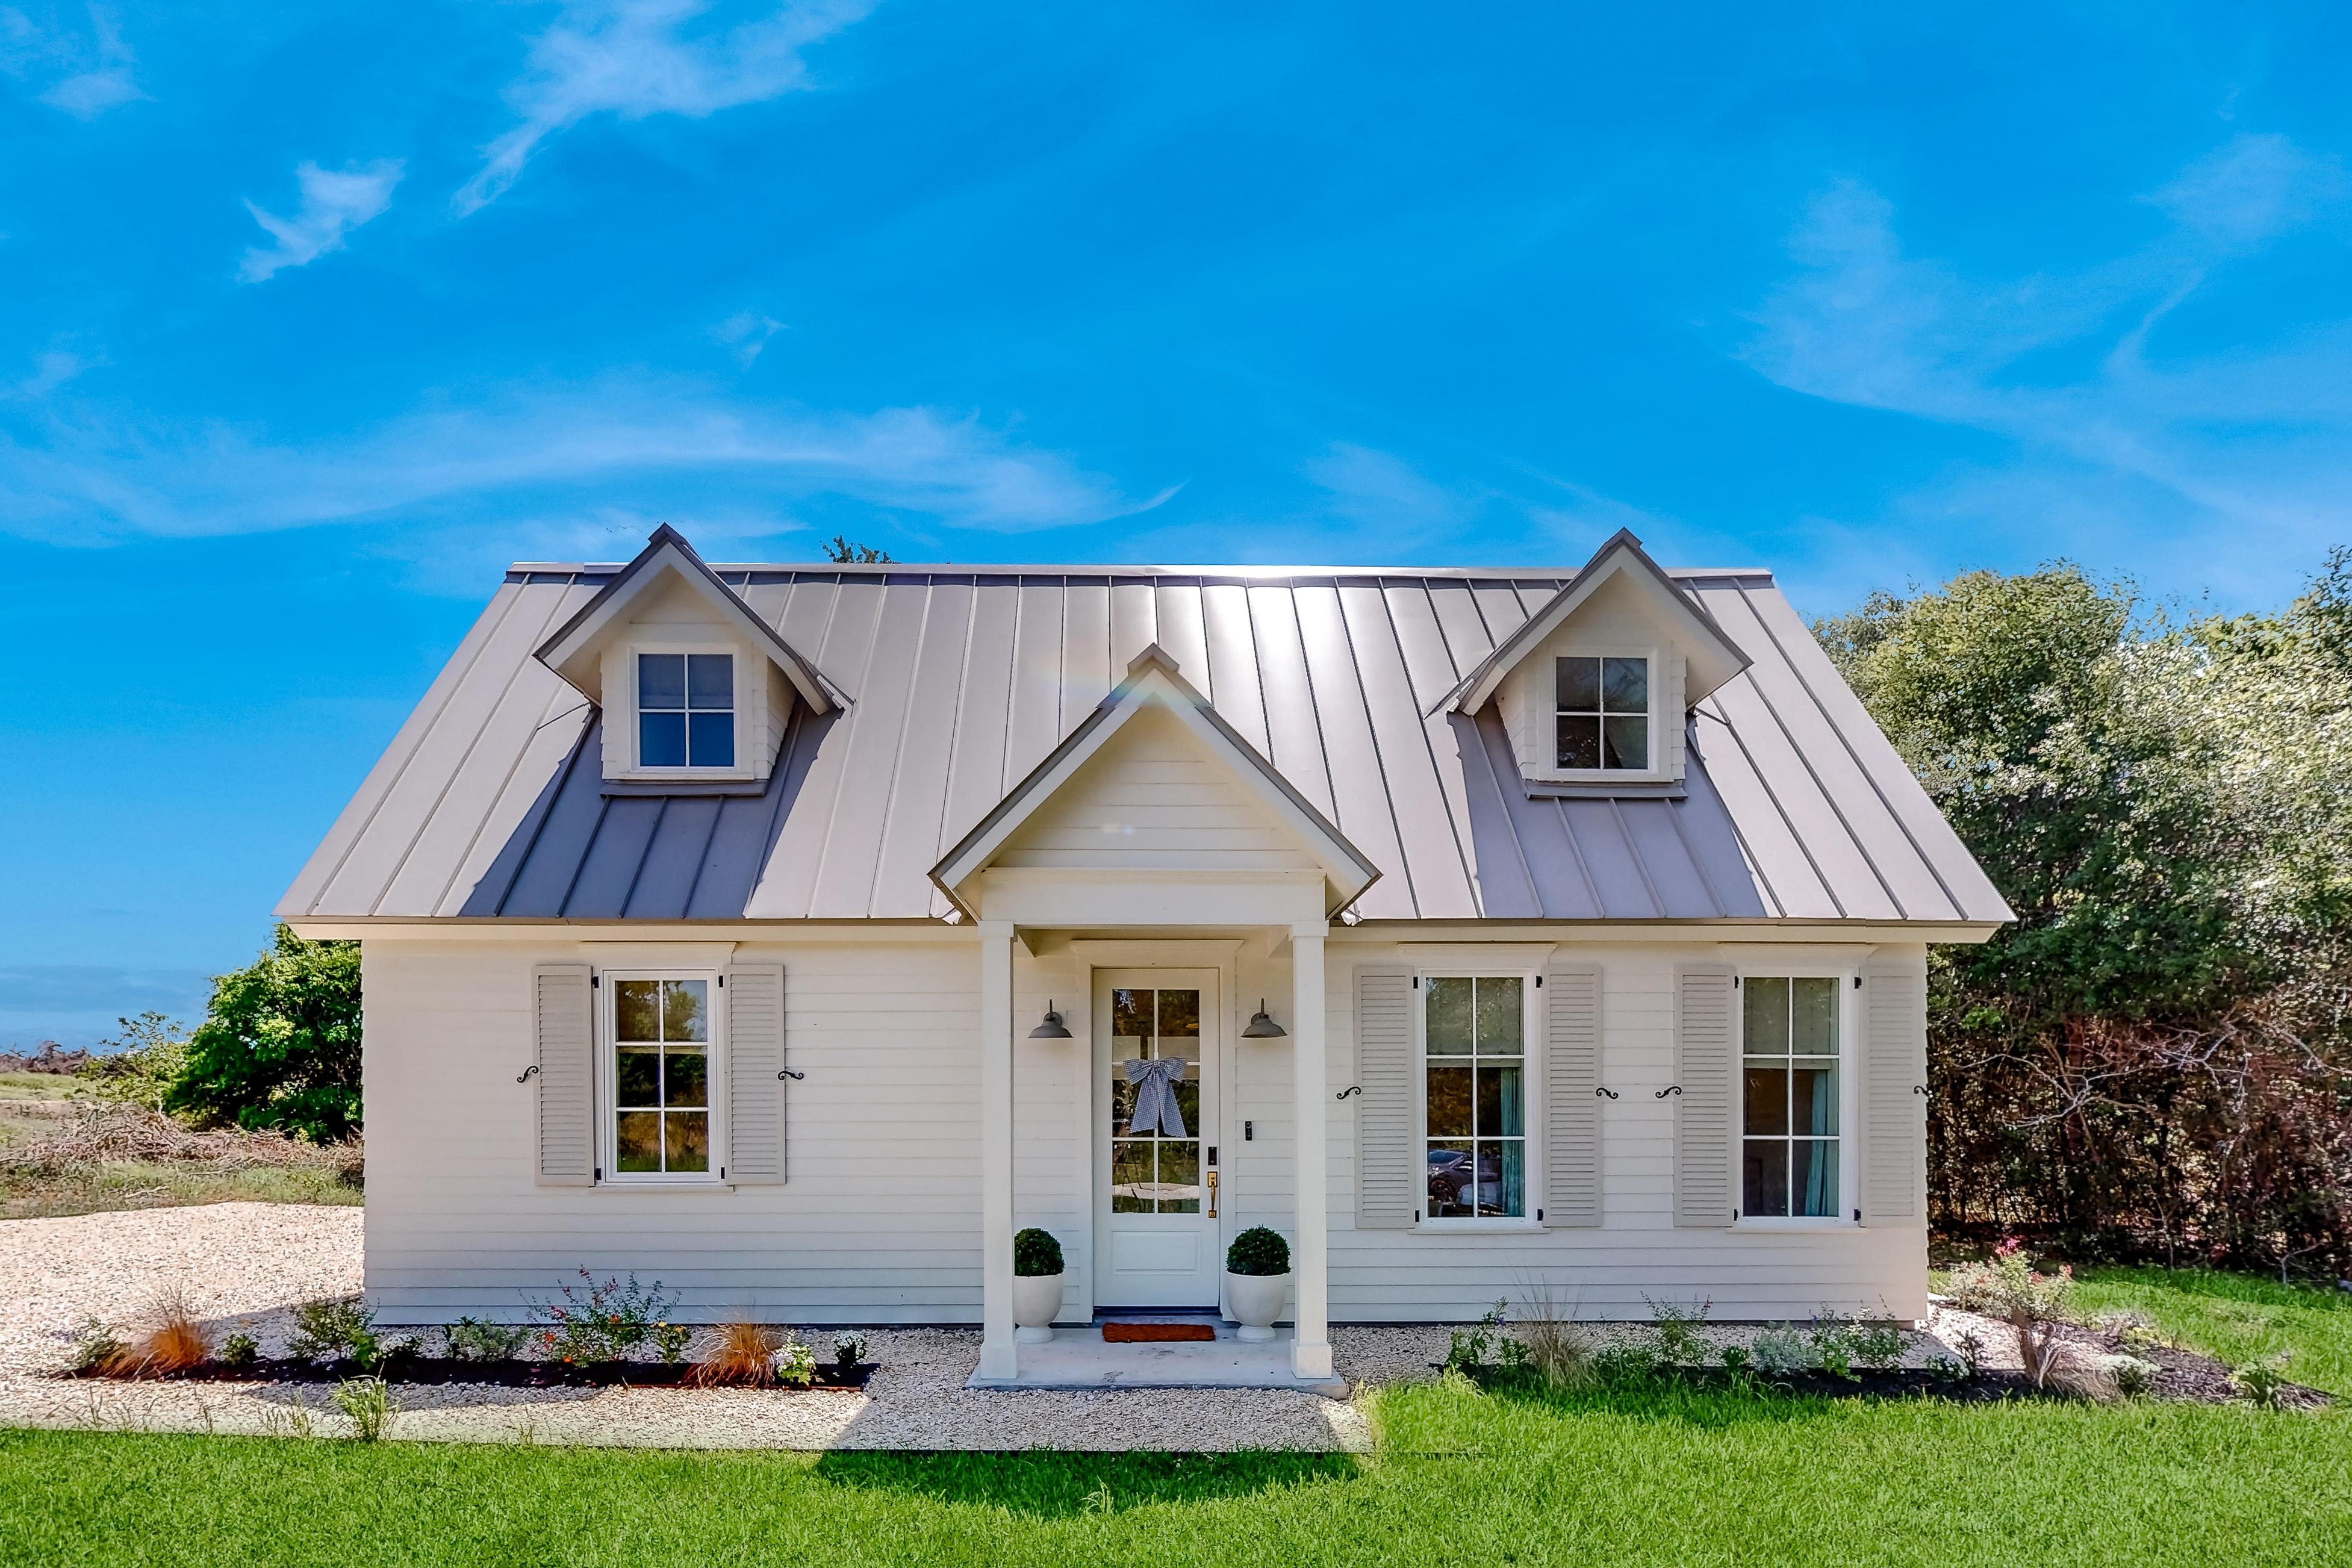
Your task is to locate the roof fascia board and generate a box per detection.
[928,646,1381,913]
[534,526,839,714]
[1442,530,1752,716]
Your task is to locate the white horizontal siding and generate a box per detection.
[995,708,1316,871]
[364,927,1928,1324]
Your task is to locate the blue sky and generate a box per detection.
[5,1,2350,1048]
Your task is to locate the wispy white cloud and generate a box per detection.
[1,4,145,117]
[1305,441,1478,533]
[238,160,405,284]
[713,310,787,367]
[1740,135,2352,598]
[8,347,97,400]
[2150,133,2348,251]
[0,375,1156,543]
[456,0,878,215]
[1304,440,1673,562]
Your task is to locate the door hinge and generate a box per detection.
[1853,1207,1862,1222]
[1412,975,1420,988]
[595,1166,603,1181]
[1537,1207,1545,1221]
[591,974,600,989]
[1535,974,1543,988]
[718,975,726,988]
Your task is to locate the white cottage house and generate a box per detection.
[281,525,2008,1387]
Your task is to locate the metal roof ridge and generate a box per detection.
[505,560,1779,580]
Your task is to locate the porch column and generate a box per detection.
[1290,920,1334,1380]
[977,919,1017,1380]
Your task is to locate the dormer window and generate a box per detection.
[638,653,735,768]
[1555,656,1648,771]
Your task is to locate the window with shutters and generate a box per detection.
[603,971,726,1183]
[1738,973,1855,1222]
[1420,972,1537,1222]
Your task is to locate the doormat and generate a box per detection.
[1101,1323,1217,1343]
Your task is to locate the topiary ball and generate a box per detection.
[1225,1226,1290,1277]
[1013,1227,1064,1277]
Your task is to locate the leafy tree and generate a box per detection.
[169,926,362,1142]
[78,1012,191,1111]
[1818,555,2352,1277]
[822,536,893,563]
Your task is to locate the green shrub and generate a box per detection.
[288,1299,379,1369]
[533,1272,676,1363]
[1752,1325,1812,1377]
[1013,1228,1063,1277]
[76,1013,190,1113]
[773,1338,817,1387]
[2102,1353,2160,1397]
[2232,1351,2295,1409]
[1445,1302,1507,1371]
[832,1332,869,1369]
[652,1322,691,1364]
[443,1318,527,1362]
[170,926,362,1142]
[219,1333,258,1367]
[1643,1295,1711,1364]
[1225,1226,1289,1277]
[331,1377,393,1442]
[67,1318,123,1374]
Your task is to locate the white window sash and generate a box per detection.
[1413,968,1543,1228]
[599,968,730,1186]
[1731,968,1858,1226]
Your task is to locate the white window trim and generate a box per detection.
[599,968,730,1187]
[1411,966,1545,1230]
[1526,644,1670,785]
[621,645,756,782]
[1729,963,1859,1230]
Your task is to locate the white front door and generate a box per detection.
[1093,968,1222,1308]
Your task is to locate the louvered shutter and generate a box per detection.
[532,963,595,1187]
[1861,956,1927,1224]
[1543,963,1602,1227]
[726,964,786,1184]
[1354,964,1416,1228]
[1673,965,1735,1227]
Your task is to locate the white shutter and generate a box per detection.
[532,963,595,1187]
[1543,963,1602,1227]
[1673,965,1735,1227]
[1861,955,1927,1224]
[1354,964,1416,1229]
[726,963,786,1184]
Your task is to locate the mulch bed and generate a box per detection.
[1449,1327,2332,1409]
[65,1357,879,1392]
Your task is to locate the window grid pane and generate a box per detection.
[1106,987,1204,1212]
[1555,656,1649,770]
[1741,976,1840,1218]
[1426,976,1526,1219]
[612,976,715,1177]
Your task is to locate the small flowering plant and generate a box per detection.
[532,1271,679,1364]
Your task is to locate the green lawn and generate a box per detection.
[2073,1267,2352,1398]
[5,1381,2347,1567]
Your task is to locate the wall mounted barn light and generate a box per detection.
[1240,1000,1287,1038]
[1028,1001,1074,1039]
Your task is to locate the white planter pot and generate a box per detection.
[1225,1270,1290,1342]
[1012,1272,1064,1343]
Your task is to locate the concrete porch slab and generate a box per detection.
[965,1318,1348,1397]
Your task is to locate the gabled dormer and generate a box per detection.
[534,526,841,787]
[1442,530,1748,792]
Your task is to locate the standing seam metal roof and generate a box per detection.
[278,562,2011,926]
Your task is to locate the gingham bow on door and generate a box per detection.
[1122,1057,1189,1137]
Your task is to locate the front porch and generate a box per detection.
[966,1312,1349,1396]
